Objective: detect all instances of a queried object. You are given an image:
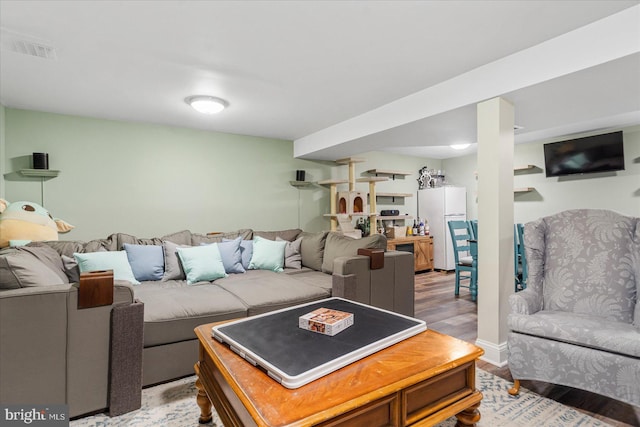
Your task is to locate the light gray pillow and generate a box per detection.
[0,249,67,289]
[321,232,387,274]
[162,240,190,281]
[161,230,193,246]
[277,236,302,270]
[299,231,328,271]
[253,228,302,242]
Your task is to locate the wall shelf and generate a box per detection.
[514,187,535,193]
[19,169,60,179]
[513,165,537,171]
[289,181,315,188]
[378,215,414,221]
[365,169,412,180]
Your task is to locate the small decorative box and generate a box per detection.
[299,307,354,336]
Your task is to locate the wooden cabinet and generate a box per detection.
[387,236,433,272]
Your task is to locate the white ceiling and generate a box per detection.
[1,1,639,160]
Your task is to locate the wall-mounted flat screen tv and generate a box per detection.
[543,131,625,178]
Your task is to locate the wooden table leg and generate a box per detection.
[194,362,213,424]
[455,401,481,427]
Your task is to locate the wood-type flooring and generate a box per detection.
[414,270,640,427]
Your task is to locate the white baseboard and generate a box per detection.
[475,339,509,367]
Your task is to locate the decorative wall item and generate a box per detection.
[33,152,49,170]
[418,166,446,188]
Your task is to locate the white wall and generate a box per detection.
[444,126,640,222]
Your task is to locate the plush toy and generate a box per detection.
[0,199,74,248]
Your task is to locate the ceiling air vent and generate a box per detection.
[1,29,57,60]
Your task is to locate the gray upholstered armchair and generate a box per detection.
[507,209,640,406]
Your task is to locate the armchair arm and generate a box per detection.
[509,288,542,315]
[332,251,414,317]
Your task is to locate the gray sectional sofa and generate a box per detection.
[0,227,414,418]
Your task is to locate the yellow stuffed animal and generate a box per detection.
[0,199,74,248]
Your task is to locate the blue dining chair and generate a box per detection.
[516,223,527,290]
[468,219,478,240]
[447,220,478,301]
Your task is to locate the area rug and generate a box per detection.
[70,369,611,427]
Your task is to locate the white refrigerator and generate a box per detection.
[417,186,467,270]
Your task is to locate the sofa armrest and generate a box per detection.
[0,282,136,418]
[332,250,415,317]
[508,288,542,315]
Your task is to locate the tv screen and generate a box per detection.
[543,131,625,178]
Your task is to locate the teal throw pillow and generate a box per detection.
[248,236,287,272]
[73,251,140,285]
[176,244,227,285]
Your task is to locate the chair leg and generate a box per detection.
[508,379,521,396]
[470,272,477,302]
[454,270,460,296]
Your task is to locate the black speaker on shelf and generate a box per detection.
[296,170,306,181]
[33,153,49,170]
[380,209,400,216]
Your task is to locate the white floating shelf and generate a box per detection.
[19,169,60,178]
[514,187,535,193]
[289,181,315,188]
[376,192,413,198]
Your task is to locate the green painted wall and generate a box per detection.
[444,126,640,223]
[3,109,332,241]
[0,104,5,199]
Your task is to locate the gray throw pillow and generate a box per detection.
[0,249,67,289]
[61,255,80,283]
[192,229,252,245]
[299,231,328,271]
[277,236,302,270]
[253,228,302,242]
[162,240,190,281]
[160,230,193,246]
[321,232,387,274]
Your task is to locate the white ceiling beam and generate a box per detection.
[294,5,640,158]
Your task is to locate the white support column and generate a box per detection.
[475,97,514,367]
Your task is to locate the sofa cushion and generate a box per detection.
[160,230,192,246]
[19,245,69,283]
[74,251,140,285]
[253,228,302,242]
[161,240,190,281]
[536,209,637,323]
[249,236,286,272]
[321,232,387,274]
[202,237,245,274]
[277,236,302,269]
[299,231,328,271]
[508,310,640,358]
[215,270,330,316]
[191,229,252,245]
[177,245,227,285]
[116,233,163,248]
[123,243,165,281]
[0,248,68,289]
[133,280,248,346]
[284,269,333,292]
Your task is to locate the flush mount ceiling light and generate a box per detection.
[185,95,228,114]
[450,143,471,150]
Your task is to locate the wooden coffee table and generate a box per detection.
[194,322,484,427]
